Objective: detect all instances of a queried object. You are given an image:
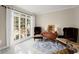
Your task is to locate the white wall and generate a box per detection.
[0,6,6,48]
[73,7,79,28]
[73,7,79,42]
[36,8,76,35]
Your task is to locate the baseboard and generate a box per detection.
[0,46,8,51]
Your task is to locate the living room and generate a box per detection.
[0,5,79,54]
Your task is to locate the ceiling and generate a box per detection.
[15,5,77,15]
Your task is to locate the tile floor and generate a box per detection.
[0,38,43,54]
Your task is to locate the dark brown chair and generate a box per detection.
[63,27,78,42]
[34,27,43,40]
[34,27,42,35]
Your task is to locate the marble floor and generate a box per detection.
[0,38,79,54]
[0,38,43,54]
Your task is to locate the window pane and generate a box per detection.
[14,16,19,40]
[20,17,26,39]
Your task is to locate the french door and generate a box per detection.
[6,9,35,46]
[13,11,31,43]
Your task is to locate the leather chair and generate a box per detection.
[63,27,78,42]
[34,27,43,40]
[34,27,42,35]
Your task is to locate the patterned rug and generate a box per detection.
[33,40,66,54]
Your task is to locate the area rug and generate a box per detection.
[33,40,66,54]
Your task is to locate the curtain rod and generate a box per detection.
[1,5,32,16]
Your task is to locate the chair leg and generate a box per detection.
[34,37,35,41]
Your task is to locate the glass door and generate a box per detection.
[13,11,27,43]
[14,15,20,40]
[27,16,31,37]
[13,11,32,44]
[20,14,27,39]
[7,10,35,46]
